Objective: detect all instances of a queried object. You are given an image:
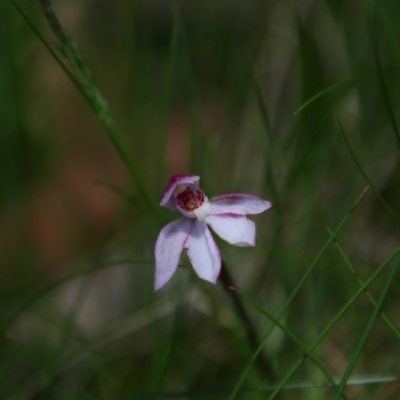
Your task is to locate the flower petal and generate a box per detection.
[205,214,256,247]
[184,221,221,284]
[154,217,192,290]
[160,175,200,211]
[209,194,272,216]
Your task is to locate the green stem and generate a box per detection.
[16,0,162,219]
[219,261,277,383]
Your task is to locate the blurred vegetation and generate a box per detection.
[1,0,400,399]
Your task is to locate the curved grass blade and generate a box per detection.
[294,75,362,115]
[372,38,400,149]
[333,255,400,399]
[11,0,161,220]
[95,180,140,207]
[5,300,176,400]
[229,187,368,400]
[157,0,181,193]
[327,226,400,342]
[372,2,400,150]
[176,3,205,176]
[375,0,400,82]
[268,247,400,399]
[150,292,185,391]
[9,0,84,101]
[338,121,400,226]
[253,78,281,213]
[2,214,156,397]
[233,288,339,389]
[110,375,399,399]
[0,259,155,340]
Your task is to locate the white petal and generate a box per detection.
[154,218,192,290]
[192,200,211,221]
[160,175,200,211]
[184,221,221,284]
[205,214,256,247]
[210,194,272,215]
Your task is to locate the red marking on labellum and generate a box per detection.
[176,187,205,211]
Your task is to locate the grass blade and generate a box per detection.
[338,121,400,225]
[268,247,400,399]
[157,0,181,193]
[372,3,400,150]
[327,226,400,342]
[294,78,358,115]
[333,255,400,399]
[11,0,161,219]
[234,289,339,389]
[229,187,368,400]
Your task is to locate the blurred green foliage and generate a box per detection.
[1,0,400,399]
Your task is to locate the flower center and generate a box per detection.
[176,187,205,212]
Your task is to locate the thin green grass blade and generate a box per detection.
[253,79,272,141]
[0,1,20,208]
[0,259,154,341]
[151,297,184,391]
[333,255,400,399]
[157,0,181,192]
[110,375,399,399]
[235,289,338,389]
[4,220,157,398]
[52,223,117,358]
[253,79,281,213]
[229,188,368,400]
[327,226,400,342]
[376,0,400,65]
[9,0,84,101]
[257,105,337,287]
[294,79,355,115]
[371,14,400,150]
[268,247,400,399]
[338,121,400,226]
[95,181,139,207]
[176,2,204,176]
[12,0,161,220]
[5,299,177,400]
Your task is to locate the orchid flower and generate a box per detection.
[154,175,272,290]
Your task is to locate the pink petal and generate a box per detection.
[209,194,272,216]
[205,214,256,247]
[184,221,221,284]
[154,218,192,290]
[160,175,200,211]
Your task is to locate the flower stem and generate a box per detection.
[219,260,276,383]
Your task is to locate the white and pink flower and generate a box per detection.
[154,175,272,290]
